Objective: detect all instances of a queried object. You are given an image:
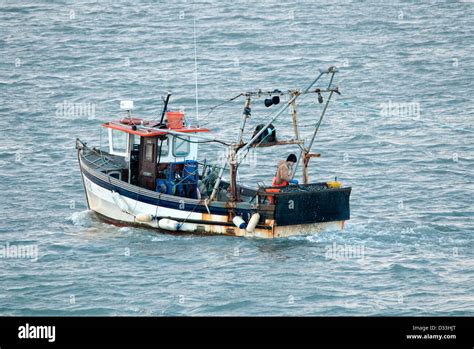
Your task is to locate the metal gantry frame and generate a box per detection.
[139,67,340,204]
[230,67,340,200]
[212,66,340,203]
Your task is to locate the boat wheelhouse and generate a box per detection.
[77,67,351,238]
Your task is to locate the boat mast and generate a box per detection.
[228,95,252,202]
[237,95,251,145]
[289,90,305,152]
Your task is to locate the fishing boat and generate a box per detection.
[76,67,351,238]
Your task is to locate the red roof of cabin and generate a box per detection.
[102,121,210,137]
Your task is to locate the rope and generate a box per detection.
[178,195,205,227]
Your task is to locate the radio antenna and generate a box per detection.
[193,18,199,126]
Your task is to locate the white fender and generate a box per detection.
[136,213,153,223]
[158,218,180,231]
[178,222,198,232]
[232,216,246,229]
[246,213,260,233]
[111,191,130,214]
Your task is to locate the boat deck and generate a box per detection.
[80,148,127,172]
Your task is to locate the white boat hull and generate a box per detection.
[82,173,344,238]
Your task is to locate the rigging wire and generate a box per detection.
[171,133,231,146]
[197,94,244,128]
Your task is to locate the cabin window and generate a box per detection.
[173,136,190,157]
[144,141,154,162]
[110,129,128,155]
[157,137,169,157]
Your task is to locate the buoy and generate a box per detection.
[246,213,260,233]
[232,216,246,229]
[135,213,153,223]
[111,191,130,214]
[158,218,180,231]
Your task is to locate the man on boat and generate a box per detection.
[272,154,299,187]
